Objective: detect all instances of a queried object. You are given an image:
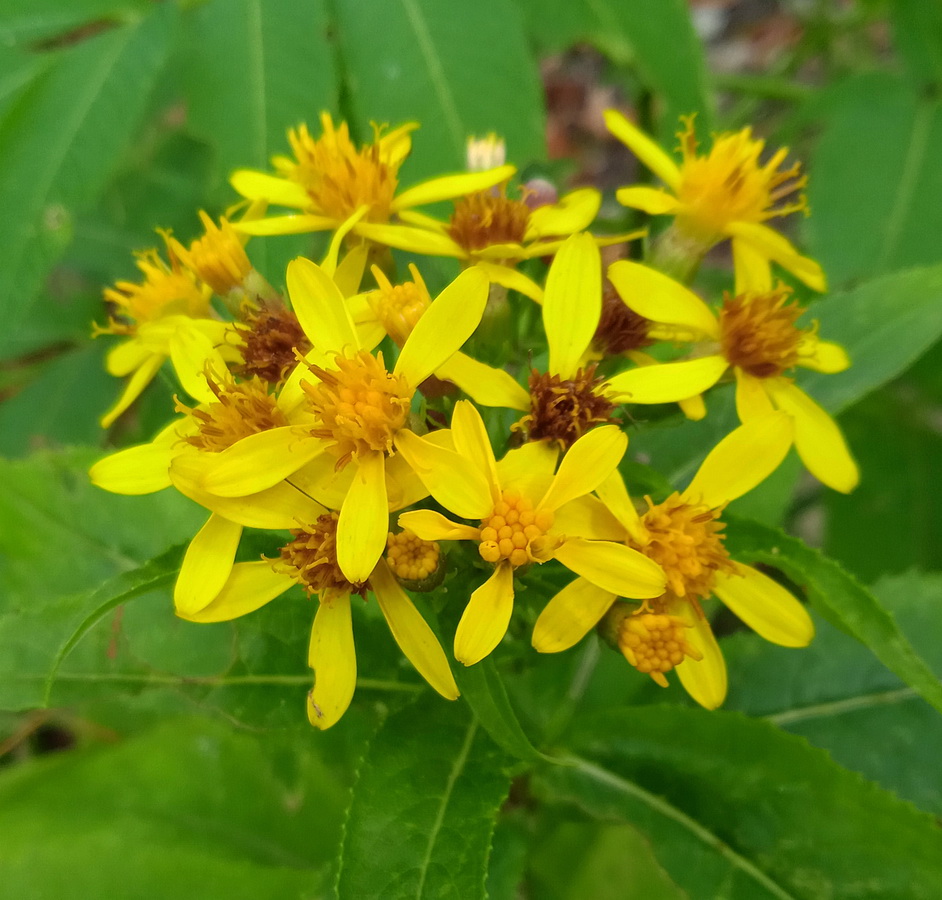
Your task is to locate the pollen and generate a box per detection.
[635,492,735,600]
[301,349,411,468]
[514,365,619,449]
[447,185,530,252]
[386,530,440,582]
[719,287,806,378]
[478,491,554,568]
[368,265,431,346]
[278,114,399,224]
[675,116,807,243]
[101,246,210,330]
[593,281,654,356]
[277,513,368,599]
[169,212,253,296]
[617,611,702,687]
[177,373,288,453]
[236,302,311,384]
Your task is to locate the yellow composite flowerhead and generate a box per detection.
[604,109,825,292]
[176,511,458,730]
[163,209,254,298]
[532,412,814,709]
[188,257,491,586]
[396,400,666,666]
[231,111,516,251]
[603,260,859,493]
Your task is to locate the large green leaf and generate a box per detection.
[0,5,175,358]
[805,72,942,287]
[724,570,942,816]
[335,697,511,899]
[333,0,545,180]
[889,0,942,91]
[0,716,356,899]
[0,0,152,48]
[724,515,942,716]
[539,707,942,899]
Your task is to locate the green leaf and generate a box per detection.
[805,73,942,287]
[797,263,942,415]
[454,656,549,764]
[333,0,545,179]
[0,5,175,358]
[0,716,358,898]
[724,515,942,716]
[539,707,942,899]
[0,0,153,48]
[724,570,942,817]
[514,0,711,131]
[889,0,942,91]
[336,696,511,899]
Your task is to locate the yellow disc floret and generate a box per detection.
[277,513,368,599]
[302,349,411,468]
[386,530,440,582]
[168,211,253,296]
[617,611,702,687]
[478,490,554,568]
[177,373,288,453]
[368,265,431,346]
[635,492,735,600]
[719,287,806,378]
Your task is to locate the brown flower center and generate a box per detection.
[277,513,368,598]
[593,281,654,355]
[447,186,530,253]
[236,303,311,384]
[719,288,806,378]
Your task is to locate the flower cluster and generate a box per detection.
[91,112,856,728]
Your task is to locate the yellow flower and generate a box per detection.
[177,512,459,730]
[231,112,515,251]
[164,210,254,297]
[604,260,859,493]
[95,239,235,427]
[396,401,666,665]
[533,412,814,708]
[605,110,825,291]
[191,260,491,584]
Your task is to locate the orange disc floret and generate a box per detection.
[478,490,554,568]
[386,530,440,582]
[277,513,369,599]
[616,610,702,687]
[719,288,807,378]
[236,303,311,384]
[447,185,530,252]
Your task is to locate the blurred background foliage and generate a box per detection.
[2,0,942,897]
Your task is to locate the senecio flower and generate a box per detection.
[231,112,515,251]
[605,110,825,292]
[533,412,814,708]
[178,512,458,730]
[397,401,666,665]
[604,260,859,493]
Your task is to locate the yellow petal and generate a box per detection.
[726,223,827,293]
[105,339,150,377]
[532,577,615,653]
[168,324,228,405]
[678,393,707,421]
[320,206,368,278]
[307,593,357,730]
[352,223,464,257]
[286,256,359,354]
[801,339,850,374]
[605,355,728,404]
[397,509,481,542]
[435,351,530,410]
[734,369,775,421]
[90,441,175,495]
[713,563,814,647]
[526,188,601,239]
[538,426,626,512]
[607,260,719,338]
[450,399,499,487]
[675,604,727,709]
[334,244,370,299]
[603,109,682,191]
[454,562,515,665]
[765,379,859,493]
[394,267,489,386]
[200,427,325,497]
[235,213,337,236]
[495,440,559,500]
[733,238,773,294]
[371,559,459,699]
[394,429,493,518]
[174,514,242,616]
[543,234,602,379]
[396,208,448,231]
[476,261,544,302]
[178,561,290,623]
[230,170,310,208]
[594,469,643,541]
[684,411,793,507]
[336,451,388,583]
[552,494,627,542]
[552,538,666,598]
[100,353,165,428]
[392,165,517,210]
[614,186,682,216]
